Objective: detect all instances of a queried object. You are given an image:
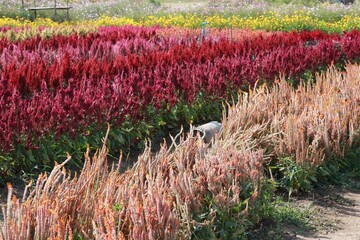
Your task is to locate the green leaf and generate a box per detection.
[232,226,245,238]
[319,167,330,176]
[309,175,318,183]
[40,144,49,164]
[110,130,125,145]
[158,120,167,126]
[26,150,36,165]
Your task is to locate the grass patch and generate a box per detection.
[247,198,314,240]
[314,145,360,191]
[248,145,360,239]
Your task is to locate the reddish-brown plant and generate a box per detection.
[1,64,359,239]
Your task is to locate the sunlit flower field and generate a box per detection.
[0,1,360,239]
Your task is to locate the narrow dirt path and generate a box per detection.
[296,189,360,240]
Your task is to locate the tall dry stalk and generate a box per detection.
[1,126,262,239]
[1,64,359,239]
[222,64,360,166]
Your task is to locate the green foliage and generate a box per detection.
[192,194,251,240]
[265,142,360,200]
[190,175,314,239]
[271,201,312,229]
[0,93,224,185]
[176,93,223,125]
[0,154,16,185]
[246,196,314,239]
[113,203,123,212]
[248,145,360,239]
[270,157,317,197]
[73,234,86,240]
[192,179,278,240]
[149,0,161,7]
[313,145,360,188]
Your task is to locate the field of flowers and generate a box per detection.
[1,12,360,32]
[1,24,360,181]
[0,8,360,239]
[1,63,359,239]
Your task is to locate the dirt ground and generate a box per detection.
[288,186,360,240]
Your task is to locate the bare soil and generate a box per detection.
[288,184,360,240]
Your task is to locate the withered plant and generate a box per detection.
[1,124,263,239]
[223,64,360,166]
[1,64,359,239]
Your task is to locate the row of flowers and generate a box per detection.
[2,63,359,239]
[1,27,360,178]
[1,11,360,32]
